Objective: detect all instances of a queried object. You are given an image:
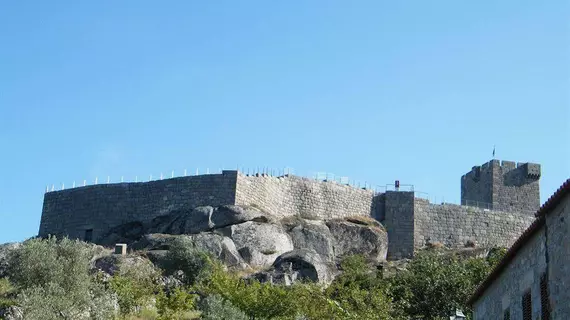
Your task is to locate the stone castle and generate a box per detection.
[39,159,541,259]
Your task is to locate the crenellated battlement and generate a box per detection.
[461,159,540,215]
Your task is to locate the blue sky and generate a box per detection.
[0,1,568,243]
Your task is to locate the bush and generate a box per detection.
[0,278,16,309]
[324,255,393,319]
[7,236,116,319]
[198,294,248,320]
[109,262,161,315]
[156,287,197,320]
[18,281,115,320]
[162,237,214,285]
[7,236,92,291]
[202,264,300,319]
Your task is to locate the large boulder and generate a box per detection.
[132,233,245,268]
[148,206,214,235]
[282,218,335,261]
[93,254,156,276]
[190,233,245,268]
[98,221,145,247]
[250,249,335,285]
[210,205,269,228]
[143,206,271,237]
[273,249,334,284]
[326,219,388,262]
[224,222,294,269]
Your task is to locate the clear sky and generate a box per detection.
[0,1,568,243]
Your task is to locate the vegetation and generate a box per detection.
[0,236,505,320]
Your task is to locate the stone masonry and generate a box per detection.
[545,191,570,319]
[40,171,239,242]
[414,200,535,249]
[235,174,375,220]
[472,227,547,320]
[461,160,540,215]
[39,159,541,259]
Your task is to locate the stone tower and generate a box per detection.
[461,160,541,215]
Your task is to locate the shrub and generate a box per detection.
[18,281,115,320]
[202,264,299,319]
[198,294,248,320]
[109,262,160,315]
[0,278,16,309]
[324,255,393,319]
[7,236,116,319]
[156,287,197,320]
[7,236,92,291]
[162,237,214,285]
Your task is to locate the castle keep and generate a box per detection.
[39,159,540,259]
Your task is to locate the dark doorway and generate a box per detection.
[84,229,93,242]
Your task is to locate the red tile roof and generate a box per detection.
[468,178,570,306]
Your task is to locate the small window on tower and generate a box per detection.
[84,229,93,242]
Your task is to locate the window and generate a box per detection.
[522,290,532,320]
[503,308,511,320]
[540,272,551,320]
[84,229,93,242]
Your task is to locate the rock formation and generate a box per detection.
[97,205,389,283]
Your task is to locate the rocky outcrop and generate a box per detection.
[144,205,270,236]
[273,250,334,283]
[132,233,246,268]
[283,218,335,261]
[95,205,389,283]
[94,254,156,276]
[326,219,388,263]
[223,222,294,269]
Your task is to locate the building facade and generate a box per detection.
[469,179,570,320]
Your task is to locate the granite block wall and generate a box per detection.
[383,191,415,259]
[234,173,376,220]
[472,228,547,320]
[461,160,540,215]
[39,171,239,242]
[545,193,570,319]
[414,199,535,249]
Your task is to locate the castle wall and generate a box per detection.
[39,171,238,242]
[461,162,494,207]
[414,199,535,249]
[491,161,540,215]
[461,160,540,215]
[383,191,415,259]
[235,173,376,220]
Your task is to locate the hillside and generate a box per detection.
[0,204,505,320]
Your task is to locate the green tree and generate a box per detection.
[324,255,393,320]
[387,249,505,319]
